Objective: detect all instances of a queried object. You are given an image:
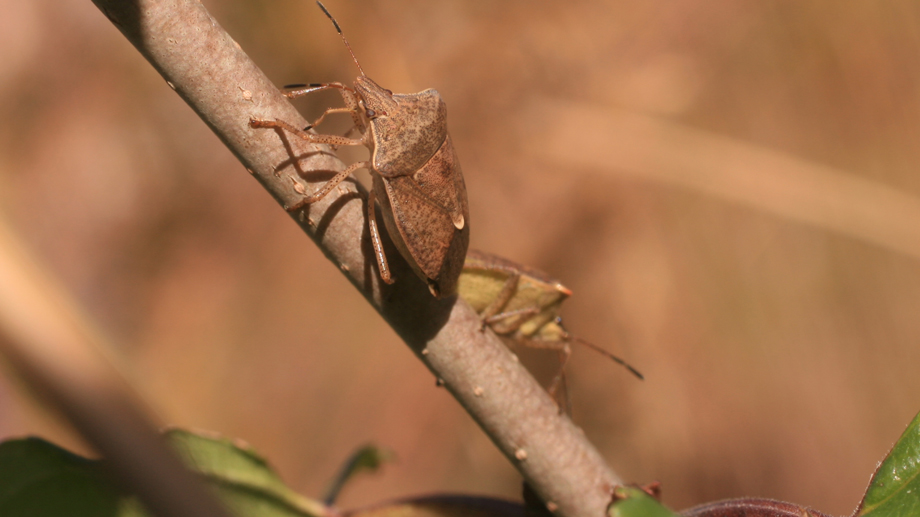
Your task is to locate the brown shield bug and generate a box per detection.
[250,2,469,298]
[459,250,642,405]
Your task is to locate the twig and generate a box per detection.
[91,1,622,516]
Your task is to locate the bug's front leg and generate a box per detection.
[283,81,366,135]
[283,81,350,99]
[302,107,355,131]
[249,118,365,148]
[482,307,542,334]
[471,272,527,332]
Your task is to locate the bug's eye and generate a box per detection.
[384,88,393,95]
[365,109,376,118]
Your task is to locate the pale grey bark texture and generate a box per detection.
[91,1,623,516]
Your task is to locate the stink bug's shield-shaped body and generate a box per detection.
[459,250,642,404]
[358,76,469,298]
[461,251,571,340]
[250,2,469,298]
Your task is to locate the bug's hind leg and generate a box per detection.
[520,338,572,414]
[367,188,395,285]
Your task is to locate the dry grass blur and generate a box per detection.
[1,0,919,515]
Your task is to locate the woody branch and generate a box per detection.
[91,1,622,516]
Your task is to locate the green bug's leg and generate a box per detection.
[547,344,572,415]
[476,271,520,331]
[483,307,541,335]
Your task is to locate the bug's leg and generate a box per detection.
[286,160,369,212]
[282,81,366,135]
[367,188,395,285]
[250,118,365,148]
[342,125,359,139]
[303,107,355,131]
[518,337,572,414]
[323,125,360,153]
[474,273,521,331]
[463,262,544,333]
[336,85,367,135]
[560,366,572,416]
[547,343,572,415]
[482,307,541,330]
[283,81,352,99]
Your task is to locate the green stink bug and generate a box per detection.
[459,250,642,407]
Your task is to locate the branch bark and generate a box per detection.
[91,1,622,516]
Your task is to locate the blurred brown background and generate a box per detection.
[1,0,919,515]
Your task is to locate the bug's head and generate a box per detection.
[354,76,397,120]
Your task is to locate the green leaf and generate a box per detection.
[0,429,330,517]
[0,437,121,516]
[163,428,328,517]
[609,486,680,517]
[857,410,920,517]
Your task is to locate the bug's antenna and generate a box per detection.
[316,1,366,77]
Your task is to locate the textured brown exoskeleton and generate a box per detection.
[250,2,469,298]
